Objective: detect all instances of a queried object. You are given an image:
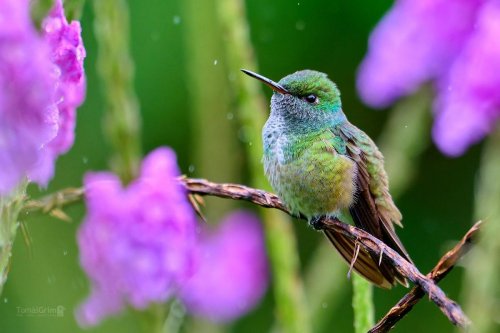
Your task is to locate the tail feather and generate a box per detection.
[323,228,408,289]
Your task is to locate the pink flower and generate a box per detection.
[433,1,500,155]
[76,148,269,326]
[76,148,198,326]
[38,0,86,176]
[0,0,86,193]
[179,211,269,322]
[357,0,500,156]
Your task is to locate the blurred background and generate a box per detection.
[0,0,483,332]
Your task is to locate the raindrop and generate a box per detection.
[321,302,328,309]
[213,59,218,66]
[295,20,305,31]
[3,298,7,303]
[173,16,181,25]
[238,126,252,143]
[226,112,234,120]
[82,156,88,164]
[151,32,160,41]
[404,125,408,129]
[188,165,195,173]
[63,250,68,256]
[249,142,253,146]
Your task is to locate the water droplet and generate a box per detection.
[188,165,195,173]
[173,16,181,25]
[249,142,253,146]
[226,112,234,120]
[213,59,218,65]
[151,32,160,41]
[321,302,328,309]
[238,127,255,143]
[404,125,408,129]
[63,250,68,256]
[297,2,300,5]
[82,157,88,164]
[295,20,305,31]
[3,298,7,303]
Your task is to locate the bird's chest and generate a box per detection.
[263,134,357,218]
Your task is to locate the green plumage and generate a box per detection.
[264,129,356,218]
[243,69,411,288]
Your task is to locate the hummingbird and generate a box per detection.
[242,69,411,288]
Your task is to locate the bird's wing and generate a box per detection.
[325,123,411,287]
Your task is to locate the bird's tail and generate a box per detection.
[323,229,408,289]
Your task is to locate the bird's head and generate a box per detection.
[242,69,346,129]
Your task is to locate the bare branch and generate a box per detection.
[183,178,470,328]
[181,177,288,210]
[368,221,481,333]
[22,177,474,329]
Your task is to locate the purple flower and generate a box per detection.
[179,211,268,322]
[433,1,500,155]
[357,0,500,156]
[0,0,85,193]
[77,147,269,326]
[76,148,197,326]
[38,0,86,176]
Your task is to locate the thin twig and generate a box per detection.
[21,187,84,216]
[182,177,288,211]
[319,217,471,328]
[368,221,481,333]
[22,177,473,329]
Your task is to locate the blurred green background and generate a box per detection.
[0,0,482,332]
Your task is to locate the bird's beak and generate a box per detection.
[241,69,290,95]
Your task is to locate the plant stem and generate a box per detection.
[182,0,239,223]
[462,128,500,333]
[352,274,375,333]
[93,1,169,331]
[64,0,85,21]
[93,0,142,183]
[0,182,27,296]
[216,0,311,332]
[378,86,431,197]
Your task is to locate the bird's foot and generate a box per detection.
[309,216,325,230]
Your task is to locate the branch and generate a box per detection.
[368,221,481,333]
[22,187,84,220]
[318,218,469,327]
[23,177,473,329]
[183,178,470,328]
[182,177,288,211]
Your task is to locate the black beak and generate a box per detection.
[241,69,289,95]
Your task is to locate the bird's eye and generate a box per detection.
[304,94,318,104]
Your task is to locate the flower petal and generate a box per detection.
[357,0,483,108]
[76,148,197,326]
[179,211,268,322]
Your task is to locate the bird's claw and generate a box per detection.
[309,216,325,230]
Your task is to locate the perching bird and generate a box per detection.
[242,69,412,288]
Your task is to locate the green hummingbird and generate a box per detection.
[242,69,411,288]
